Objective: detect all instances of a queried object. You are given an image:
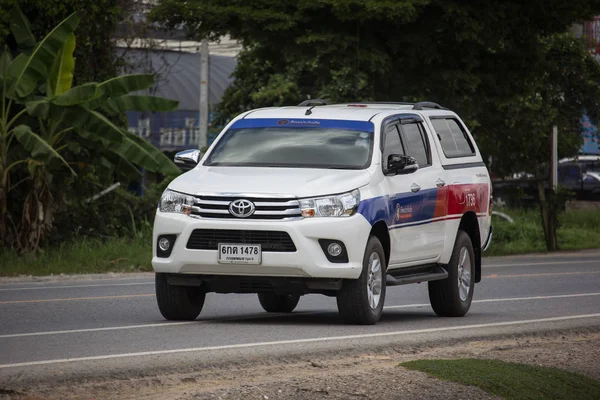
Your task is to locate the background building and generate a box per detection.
[115,1,241,150]
[121,47,237,151]
[576,16,600,155]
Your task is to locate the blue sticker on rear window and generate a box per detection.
[231,118,374,132]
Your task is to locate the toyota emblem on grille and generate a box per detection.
[229,199,256,218]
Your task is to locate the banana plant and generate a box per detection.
[0,6,180,252]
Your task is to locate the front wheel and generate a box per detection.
[156,273,206,321]
[428,231,475,317]
[336,236,386,325]
[257,293,300,313]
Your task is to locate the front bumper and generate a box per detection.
[152,212,372,279]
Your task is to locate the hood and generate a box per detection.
[586,172,600,181]
[168,166,371,198]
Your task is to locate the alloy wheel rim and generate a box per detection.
[367,252,383,309]
[457,247,471,301]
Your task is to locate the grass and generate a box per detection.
[0,233,152,277]
[486,208,600,256]
[401,358,600,400]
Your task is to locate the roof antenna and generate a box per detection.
[305,105,316,115]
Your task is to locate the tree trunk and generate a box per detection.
[0,172,8,246]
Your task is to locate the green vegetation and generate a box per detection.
[1,0,128,83]
[0,229,152,277]
[401,358,600,400]
[151,0,600,177]
[487,208,600,256]
[0,6,179,254]
[0,181,166,277]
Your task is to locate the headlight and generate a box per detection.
[159,189,195,214]
[299,189,360,217]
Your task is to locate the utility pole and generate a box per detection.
[198,39,209,150]
[540,125,559,252]
[551,125,558,190]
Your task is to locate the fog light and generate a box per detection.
[327,243,343,257]
[158,237,171,252]
[157,234,176,258]
[318,239,348,263]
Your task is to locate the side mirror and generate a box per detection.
[174,149,202,171]
[387,154,419,175]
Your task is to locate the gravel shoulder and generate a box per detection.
[2,328,598,400]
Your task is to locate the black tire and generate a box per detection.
[257,293,300,313]
[336,236,386,325]
[428,230,475,317]
[155,273,205,321]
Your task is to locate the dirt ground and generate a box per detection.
[2,329,599,400]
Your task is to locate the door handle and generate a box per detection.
[436,178,446,188]
[410,183,421,193]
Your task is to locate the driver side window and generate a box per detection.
[382,124,405,170]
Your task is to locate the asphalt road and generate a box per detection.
[0,251,599,382]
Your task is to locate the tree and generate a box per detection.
[151,0,600,173]
[0,7,180,253]
[1,0,133,84]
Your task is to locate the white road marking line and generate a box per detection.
[1,313,599,369]
[0,311,316,339]
[0,294,154,304]
[2,292,599,339]
[0,322,197,338]
[483,260,599,268]
[485,271,600,279]
[384,292,600,310]
[0,282,154,292]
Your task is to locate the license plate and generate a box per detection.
[218,244,262,265]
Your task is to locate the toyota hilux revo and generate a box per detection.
[153,101,493,325]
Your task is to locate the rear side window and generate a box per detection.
[401,123,430,167]
[431,118,475,158]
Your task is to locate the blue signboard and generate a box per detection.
[127,111,219,150]
[582,114,600,155]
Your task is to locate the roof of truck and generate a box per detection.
[242,102,456,122]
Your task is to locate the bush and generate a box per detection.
[49,177,171,244]
[486,208,600,256]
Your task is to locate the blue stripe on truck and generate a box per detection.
[232,118,375,132]
[357,188,439,228]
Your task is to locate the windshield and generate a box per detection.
[205,127,373,169]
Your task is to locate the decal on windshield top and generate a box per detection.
[231,118,375,132]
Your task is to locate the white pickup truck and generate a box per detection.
[152,101,493,325]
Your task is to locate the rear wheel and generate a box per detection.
[155,273,205,321]
[428,231,475,317]
[257,293,300,313]
[336,236,386,325]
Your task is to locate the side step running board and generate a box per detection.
[386,266,448,286]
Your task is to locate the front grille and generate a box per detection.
[190,195,301,220]
[186,229,297,252]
